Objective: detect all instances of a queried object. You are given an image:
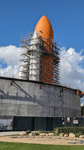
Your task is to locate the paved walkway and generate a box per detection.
[0,131,20,136]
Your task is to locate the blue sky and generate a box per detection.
[0,0,84,52]
[0,0,84,103]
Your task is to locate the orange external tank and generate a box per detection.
[35,15,53,42]
[35,15,54,84]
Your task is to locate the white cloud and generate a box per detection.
[0,45,84,103]
[0,45,21,77]
[60,47,84,88]
[59,47,84,104]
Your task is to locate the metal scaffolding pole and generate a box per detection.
[19,31,60,85]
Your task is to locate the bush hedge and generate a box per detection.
[53,127,84,135]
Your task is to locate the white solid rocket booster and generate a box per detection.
[29,31,41,81]
[19,31,41,81]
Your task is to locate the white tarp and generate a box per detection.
[0,119,13,130]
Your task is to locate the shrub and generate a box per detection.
[53,128,59,133]
[54,132,59,136]
[59,129,63,133]
[35,132,40,136]
[53,127,84,135]
[32,132,40,136]
[75,132,82,137]
[62,133,64,136]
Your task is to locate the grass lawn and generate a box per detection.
[0,142,84,150]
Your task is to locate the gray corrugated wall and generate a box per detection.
[0,78,81,117]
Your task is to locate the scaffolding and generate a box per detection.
[19,31,60,85]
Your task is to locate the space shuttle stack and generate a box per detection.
[19,15,60,85]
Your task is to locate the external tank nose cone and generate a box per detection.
[34,15,53,41]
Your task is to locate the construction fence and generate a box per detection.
[1,116,84,131]
[13,116,84,131]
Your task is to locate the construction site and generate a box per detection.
[0,15,83,131]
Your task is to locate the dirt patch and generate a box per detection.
[0,136,84,145]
